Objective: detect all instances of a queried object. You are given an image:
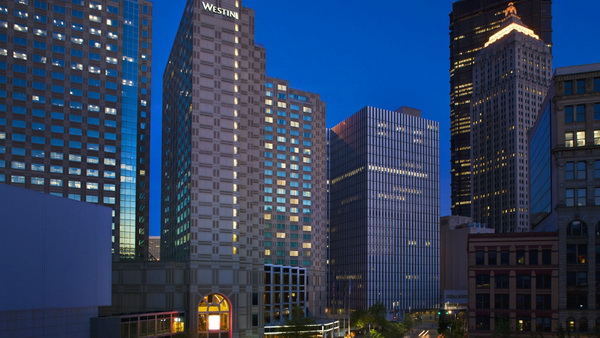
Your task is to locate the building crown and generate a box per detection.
[484,2,539,47]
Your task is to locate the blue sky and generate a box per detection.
[149,0,600,236]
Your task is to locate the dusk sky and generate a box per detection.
[149,0,600,236]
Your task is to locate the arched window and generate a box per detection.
[595,222,600,239]
[567,220,588,237]
[198,293,231,338]
[580,318,588,332]
[567,317,576,332]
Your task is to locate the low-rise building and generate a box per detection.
[467,232,559,336]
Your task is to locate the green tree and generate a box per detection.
[367,329,385,338]
[493,317,511,338]
[382,322,408,337]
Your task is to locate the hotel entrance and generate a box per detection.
[198,293,232,338]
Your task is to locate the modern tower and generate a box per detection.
[449,0,552,217]
[0,0,152,260]
[262,77,328,321]
[329,106,440,314]
[470,3,552,232]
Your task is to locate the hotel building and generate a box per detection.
[449,0,552,217]
[0,0,152,260]
[329,106,439,314]
[156,0,328,335]
[470,3,552,232]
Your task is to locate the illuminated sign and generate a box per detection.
[202,2,239,20]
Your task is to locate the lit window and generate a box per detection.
[276,233,286,239]
[565,132,574,147]
[576,131,586,146]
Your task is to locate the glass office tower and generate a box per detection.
[0,0,152,260]
[449,0,552,217]
[329,106,440,314]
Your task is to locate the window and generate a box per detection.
[495,274,509,289]
[595,103,600,120]
[500,250,509,265]
[576,104,586,121]
[576,79,585,94]
[567,293,587,309]
[516,275,531,289]
[529,249,538,265]
[495,294,509,309]
[536,274,551,289]
[566,189,574,206]
[594,78,600,92]
[565,132,574,147]
[542,249,552,264]
[595,161,600,178]
[567,271,587,287]
[569,243,588,265]
[595,187,600,206]
[516,250,526,264]
[565,80,573,95]
[476,274,490,288]
[476,316,490,331]
[476,294,490,309]
[577,188,587,206]
[595,130,600,145]
[577,161,587,179]
[516,294,531,309]
[576,131,586,146]
[536,295,551,310]
[567,220,588,236]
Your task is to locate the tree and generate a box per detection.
[493,317,511,338]
[367,329,385,338]
[382,322,408,337]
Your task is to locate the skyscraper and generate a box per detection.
[161,0,328,334]
[470,4,552,233]
[449,0,552,217]
[161,0,265,334]
[0,0,152,260]
[329,106,439,314]
[262,77,327,320]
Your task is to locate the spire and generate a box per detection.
[504,2,519,19]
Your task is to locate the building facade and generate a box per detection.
[449,0,552,217]
[0,0,152,260]
[470,5,552,232]
[529,64,600,334]
[329,106,439,314]
[467,232,559,336]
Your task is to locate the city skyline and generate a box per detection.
[149,0,600,236]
